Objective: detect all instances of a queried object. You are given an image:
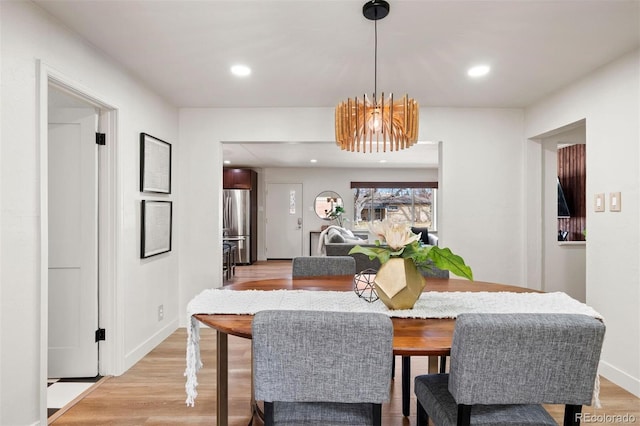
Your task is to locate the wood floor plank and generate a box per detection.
[52,261,640,425]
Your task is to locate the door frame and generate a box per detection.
[37,61,122,424]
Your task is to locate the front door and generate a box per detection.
[266,183,303,259]
[48,107,99,378]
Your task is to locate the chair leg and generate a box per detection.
[225,252,229,280]
[391,355,395,378]
[439,355,447,373]
[372,403,382,426]
[230,247,237,277]
[222,248,231,280]
[564,404,582,426]
[222,250,229,281]
[402,356,411,416]
[416,399,428,426]
[263,401,274,426]
[457,404,472,426]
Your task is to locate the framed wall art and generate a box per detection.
[140,132,171,193]
[141,200,172,258]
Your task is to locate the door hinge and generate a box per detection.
[96,132,106,145]
[95,328,106,342]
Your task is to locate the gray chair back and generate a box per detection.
[292,255,355,277]
[449,313,605,406]
[252,310,393,404]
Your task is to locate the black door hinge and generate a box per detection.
[96,132,106,145]
[95,328,106,342]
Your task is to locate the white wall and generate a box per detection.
[179,106,525,326]
[260,167,439,259]
[0,2,179,424]
[428,108,525,286]
[525,49,640,396]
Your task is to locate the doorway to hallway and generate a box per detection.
[39,65,120,425]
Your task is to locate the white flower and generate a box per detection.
[368,220,388,241]
[369,220,420,250]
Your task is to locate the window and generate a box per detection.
[351,182,437,231]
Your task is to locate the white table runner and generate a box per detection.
[185,289,602,406]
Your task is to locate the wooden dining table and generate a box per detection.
[192,276,536,426]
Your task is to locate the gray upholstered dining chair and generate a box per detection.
[291,255,356,277]
[252,310,393,426]
[414,313,605,426]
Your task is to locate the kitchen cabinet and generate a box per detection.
[223,168,257,189]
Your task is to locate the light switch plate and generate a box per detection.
[610,192,621,212]
[594,193,605,212]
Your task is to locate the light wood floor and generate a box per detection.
[52,261,640,425]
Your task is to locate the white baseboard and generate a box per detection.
[124,319,179,371]
[599,360,640,398]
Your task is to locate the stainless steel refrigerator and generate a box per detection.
[223,189,252,264]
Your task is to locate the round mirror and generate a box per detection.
[314,191,344,222]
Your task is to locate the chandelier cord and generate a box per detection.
[374,18,378,103]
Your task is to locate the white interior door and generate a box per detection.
[266,183,303,259]
[48,107,99,378]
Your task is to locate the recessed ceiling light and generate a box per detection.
[231,64,251,77]
[467,64,490,78]
[223,160,231,165]
[379,160,387,163]
[310,159,318,163]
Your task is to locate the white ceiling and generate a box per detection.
[35,0,639,168]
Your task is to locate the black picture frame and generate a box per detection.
[141,200,173,258]
[140,133,171,193]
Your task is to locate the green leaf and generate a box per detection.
[348,245,397,264]
[349,245,388,259]
[426,246,474,280]
[401,241,431,260]
[349,242,473,280]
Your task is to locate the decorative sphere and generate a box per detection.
[353,269,379,303]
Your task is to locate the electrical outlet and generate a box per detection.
[158,304,164,321]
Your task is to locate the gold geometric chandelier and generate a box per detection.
[335,0,419,153]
